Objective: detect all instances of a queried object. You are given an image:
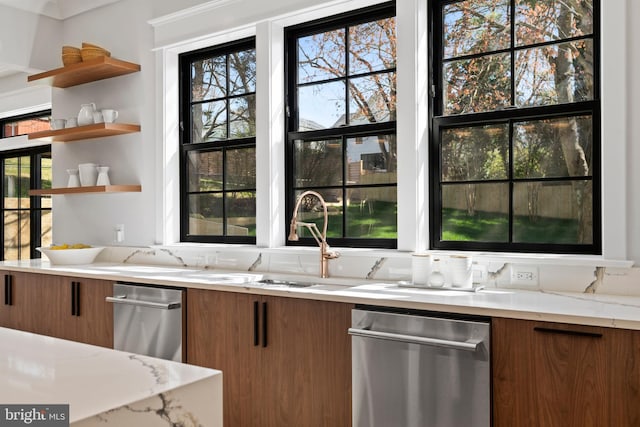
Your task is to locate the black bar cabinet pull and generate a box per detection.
[253,301,260,346]
[70,282,81,317]
[71,282,76,316]
[262,301,268,348]
[4,275,12,306]
[533,326,602,338]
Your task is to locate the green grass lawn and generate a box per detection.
[442,208,580,244]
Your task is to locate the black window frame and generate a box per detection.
[429,0,601,254]
[284,1,398,250]
[0,145,52,260]
[179,37,257,244]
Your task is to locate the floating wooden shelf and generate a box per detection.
[29,185,142,196]
[27,57,141,88]
[28,123,140,142]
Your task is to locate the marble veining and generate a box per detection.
[584,267,604,293]
[248,253,262,271]
[366,257,386,279]
[0,327,222,426]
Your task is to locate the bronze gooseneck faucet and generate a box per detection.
[288,190,340,278]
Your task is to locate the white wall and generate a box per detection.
[50,0,156,245]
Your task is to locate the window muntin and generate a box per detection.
[1,147,51,260]
[180,39,256,243]
[431,0,599,253]
[286,2,397,248]
[1,110,52,138]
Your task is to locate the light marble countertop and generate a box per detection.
[2,260,640,330]
[0,326,222,426]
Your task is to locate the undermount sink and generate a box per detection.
[257,278,320,288]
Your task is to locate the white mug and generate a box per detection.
[51,119,66,130]
[65,117,78,128]
[78,163,98,187]
[93,111,104,123]
[102,109,118,123]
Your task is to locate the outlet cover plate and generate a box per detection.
[510,265,539,287]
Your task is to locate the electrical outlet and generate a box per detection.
[510,265,539,287]
[114,224,124,243]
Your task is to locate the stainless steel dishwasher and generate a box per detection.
[349,307,490,427]
[106,282,184,362]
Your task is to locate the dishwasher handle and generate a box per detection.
[348,327,482,352]
[105,295,181,310]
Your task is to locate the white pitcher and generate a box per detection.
[78,103,97,126]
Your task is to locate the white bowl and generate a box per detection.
[37,246,104,265]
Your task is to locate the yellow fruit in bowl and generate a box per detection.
[50,243,92,250]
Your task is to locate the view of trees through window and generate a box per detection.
[286,3,397,247]
[180,39,257,243]
[432,0,598,253]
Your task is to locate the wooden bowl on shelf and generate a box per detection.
[61,45,82,66]
[80,42,111,61]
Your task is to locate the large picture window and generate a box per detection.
[430,0,600,254]
[179,38,256,243]
[285,2,397,249]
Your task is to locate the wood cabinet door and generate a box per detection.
[493,318,640,427]
[187,289,261,427]
[0,271,49,332]
[260,296,353,427]
[70,277,114,347]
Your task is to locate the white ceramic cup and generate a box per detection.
[411,253,432,287]
[65,117,78,128]
[51,119,66,130]
[78,163,98,186]
[450,255,473,288]
[101,109,118,123]
[93,111,104,123]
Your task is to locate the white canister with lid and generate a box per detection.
[411,253,432,286]
[78,163,98,186]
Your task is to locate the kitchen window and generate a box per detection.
[0,110,51,138]
[179,38,257,244]
[0,146,52,260]
[285,2,397,249]
[429,0,600,254]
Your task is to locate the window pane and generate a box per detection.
[294,189,343,238]
[229,49,256,95]
[191,56,226,101]
[443,0,510,59]
[227,147,256,190]
[516,40,593,107]
[227,191,256,236]
[293,139,342,187]
[41,210,52,249]
[230,95,256,138]
[4,211,29,261]
[192,101,227,142]
[442,124,509,181]
[516,0,593,46]
[441,183,509,242]
[346,186,396,238]
[188,150,223,192]
[297,29,345,83]
[349,72,396,124]
[19,156,30,209]
[188,193,223,236]
[346,135,397,185]
[514,116,592,179]
[513,180,592,244]
[444,52,511,115]
[298,81,346,130]
[2,116,51,137]
[348,17,396,74]
[40,153,52,190]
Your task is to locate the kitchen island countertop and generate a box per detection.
[0,326,222,426]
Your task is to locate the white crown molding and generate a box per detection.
[148,0,241,28]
